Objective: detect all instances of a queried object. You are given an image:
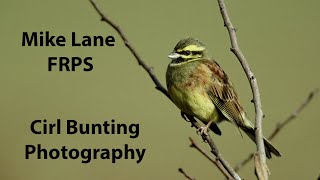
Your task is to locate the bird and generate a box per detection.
[166,37,281,158]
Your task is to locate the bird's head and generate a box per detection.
[168,37,207,63]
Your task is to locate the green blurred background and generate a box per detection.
[1,0,319,179]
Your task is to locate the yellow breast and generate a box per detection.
[168,84,220,123]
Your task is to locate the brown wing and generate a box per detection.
[201,59,246,127]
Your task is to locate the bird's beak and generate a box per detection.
[168,52,180,60]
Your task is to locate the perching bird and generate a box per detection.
[166,37,281,158]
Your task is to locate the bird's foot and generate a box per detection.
[197,126,210,135]
[196,121,213,136]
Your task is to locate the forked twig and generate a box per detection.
[189,137,234,179]
[268,88,318,139]
[186,115,240,180]
[234,89,319,172]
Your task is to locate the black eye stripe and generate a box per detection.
[192,51,202,55]
[179,50,202,56]
[179,50,190,55]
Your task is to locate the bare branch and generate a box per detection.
[216,0,268,178]
[268,88,319,139]
[89,0,240,179]
[189,137,234,180]
[234,89,319,172]
[186,115,241,180]
[89,0,170,100]
[234,153,254,172]
[178,168,196,180]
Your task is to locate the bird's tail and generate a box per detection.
[241,125,281,159]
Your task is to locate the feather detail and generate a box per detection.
[200,59,247,127]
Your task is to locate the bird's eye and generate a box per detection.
[185,50,191,55]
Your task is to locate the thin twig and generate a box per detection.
[234,89,319,172]
[89,0,170,100]
[186,115,241,180]
[268,88,319,139]
[89,0,241,179]
[189,137,234,180]
[216,0,268,179]
[178,168,196,180]
[234,153,254,172]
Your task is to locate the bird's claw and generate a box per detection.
[196,121,213,136]
[196,126,210,135]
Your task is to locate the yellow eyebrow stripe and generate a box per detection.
[183,45,205,51]
[176,45,205,52]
